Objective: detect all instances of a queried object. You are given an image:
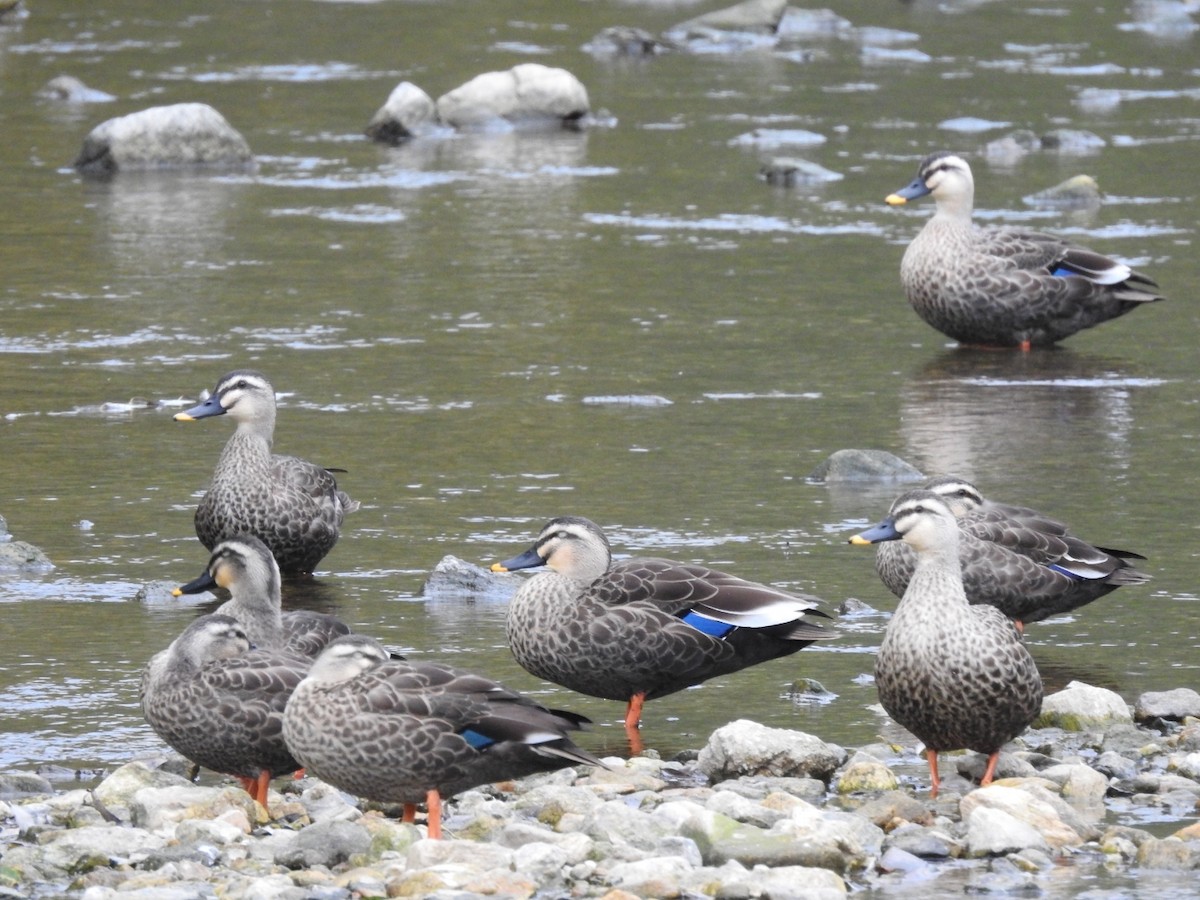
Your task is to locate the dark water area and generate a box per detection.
[0,3,1197,872]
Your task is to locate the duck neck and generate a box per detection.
[904,540,970,611]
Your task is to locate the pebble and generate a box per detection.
[2,684,1199,897]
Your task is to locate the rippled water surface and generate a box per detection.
[1,0,1198,878]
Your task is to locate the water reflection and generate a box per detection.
[82,173,248,275]
[898,349,1157,481]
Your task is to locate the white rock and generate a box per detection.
[1035,680,1132,730]
[698,720,846,781]
[365,81,439,145]
[960,784,1084,851]
[965,805,1050,857]
[436,64,589,129]
[74,103,254,175]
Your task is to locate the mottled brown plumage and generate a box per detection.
[886,152,1163,348]
[282,635,604,837]
[140,615,305,805]
[875,476,1149,624]
[852,491,1043,796]
[493,516,835,747]
[175,370,358,575]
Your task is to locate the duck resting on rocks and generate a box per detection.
[140,614,306,807]
[282,634,605,838]
[174,369,358,576]
[886,151,1163,349]
[492,516,836,753]
[851,491,1043,797]
[874,475,1150,629]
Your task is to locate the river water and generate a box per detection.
[0,0,1197,873]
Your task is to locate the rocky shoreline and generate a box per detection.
[2,681,1198,899]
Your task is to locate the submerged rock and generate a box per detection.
[421,554,520,602]
[1023,174,1102,211]
[583,25,675,57]
[807,449,924,483]
[38,74,116,103]
[760,157,843,187]
[74,103,255,176]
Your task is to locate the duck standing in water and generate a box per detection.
[173,535,350,658]
[851,491,1043,796]
[492,516,836,753]
[874,475,1149,629]
[174,370,358,576]
[141,615,306,807]
[886,151,1163,349]
[282,635,605,838]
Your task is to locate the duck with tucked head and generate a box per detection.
[851,491,1043,797]
[174,370,358,576]
[141,614,306,807]
[492,516,836,753]
[173,535,351,658]
[886,151,1163,349]
[282,634,605,838]
[874,475,1149,629]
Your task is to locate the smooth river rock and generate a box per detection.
[74,103,255,176]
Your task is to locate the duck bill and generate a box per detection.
[849,518,901,545]
[172,569,219,597]
[490,546,545,573]
[885,177,930,206]
[174,394,225,422]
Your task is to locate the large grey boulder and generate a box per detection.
[365,81,440,146]
[435,64,589,130]
[74,103,254,176]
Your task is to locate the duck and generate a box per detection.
[174,369,359,576]
[282,634,605,838]
[140,614,306,807]
[886,151,1163,349]
[173,535,351,657]
[491,516,836,752]
[874,475,1150,628]
[851,491,1043,797]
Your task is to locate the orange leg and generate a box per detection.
[1018,339,1032,352]
[980,750,1001,787]
[926,749,941,799]
[402,803,417,824]
[624,693,646,755]
[425,789,443,839]
[235,772,272,807]
[1014,620,1025,637]
[292,767,306,780]
[252,770,272,807]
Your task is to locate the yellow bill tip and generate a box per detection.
[173,412,196,422]
[884,193,908,206]
[170,587,184,597]
[490,563,509,573]
[848,535,872,546]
